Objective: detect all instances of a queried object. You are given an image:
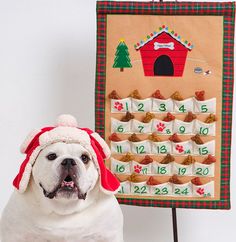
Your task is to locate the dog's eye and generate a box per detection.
[46,153,57,161]
[81,154,90,164]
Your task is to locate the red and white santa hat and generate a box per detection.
[13,114,120,194]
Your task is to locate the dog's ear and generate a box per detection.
[80,128,120,194]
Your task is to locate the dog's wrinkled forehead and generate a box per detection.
[41,142,91,157]
[39,127,91,147]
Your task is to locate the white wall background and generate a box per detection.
[0,0,235,241]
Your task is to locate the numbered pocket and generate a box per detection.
[194,97,216,114]
[172,140,193,155]
[173,182,192,197]
[131,140,151,155]
[111,157,131,174]
[152,119,173,135]
[193,162,215,177]
[132,98,152,113]
[131,182,149,195]
[174,98,194,113]
[152,98,174,113]
[117,181,131,195]
[173,119,194,135]
[150,182,172,196]
[194,120,216,136]
[111,118,132,134]
[111,98,132,113]
[193,140,215,156]
[152,162,172,176]
[151,141,172,155]
[172,162,193,176]
[132,119,152,134]
[110,140,131,154]
[131,161,152,175]
[192,181,214,197]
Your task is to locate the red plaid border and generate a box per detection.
[95,1,235,209]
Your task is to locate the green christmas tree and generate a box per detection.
[113,39,132,72]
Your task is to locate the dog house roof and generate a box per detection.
[134,25,194,51]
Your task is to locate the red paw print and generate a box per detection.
[114,101,123,111]
[175,144,184,153]
[134,165,142,174]
[156,122,166,132]
[197,188,205,195]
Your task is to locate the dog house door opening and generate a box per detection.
[154,55,174,76]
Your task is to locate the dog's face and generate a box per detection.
[32,142,99,201]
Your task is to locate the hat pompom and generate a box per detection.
[56,114,78,127]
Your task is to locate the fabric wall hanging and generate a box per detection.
[95,1,235,209]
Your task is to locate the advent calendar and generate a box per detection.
[95,1,235,209]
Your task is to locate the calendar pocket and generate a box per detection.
[131,182,149,195]
[172,162,193,176]
[132,98,152,113]
[131,161,152,175]
[111,157,131,174]
[152,162,172,176]
[132,119,152,133]
[192,181,214,197]
[117,181,131,195]
[193,140,215,155]
[193,162,215,177]
[149,182,172,196]
[111,118,132,134]
[174,98,194,113]
[131,140,151,155]
[152,98,174,113]
[193,97,216,114]
[111,98,132,113]
[173,119,194,135]
[110,140,131,154]
[152,119,173,135]
[194,120,216,136]
[151,141,172,155]
[172,140,193,155]
[172,182,192,197]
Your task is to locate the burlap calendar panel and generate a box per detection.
[95,1,235,209]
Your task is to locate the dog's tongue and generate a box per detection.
[61,180,75,187]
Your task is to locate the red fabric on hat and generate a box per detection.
[90,138,120,192]
[13,127,54,190]
[80,128,107,159]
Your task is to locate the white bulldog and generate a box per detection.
[0,115,123,242]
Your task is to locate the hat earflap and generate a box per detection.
[13,127,54,192]
[80,128,120,194]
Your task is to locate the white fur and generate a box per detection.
[0,142,123,242]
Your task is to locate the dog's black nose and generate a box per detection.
[61,158,77,167]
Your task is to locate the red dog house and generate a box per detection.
[135,25,193,77]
